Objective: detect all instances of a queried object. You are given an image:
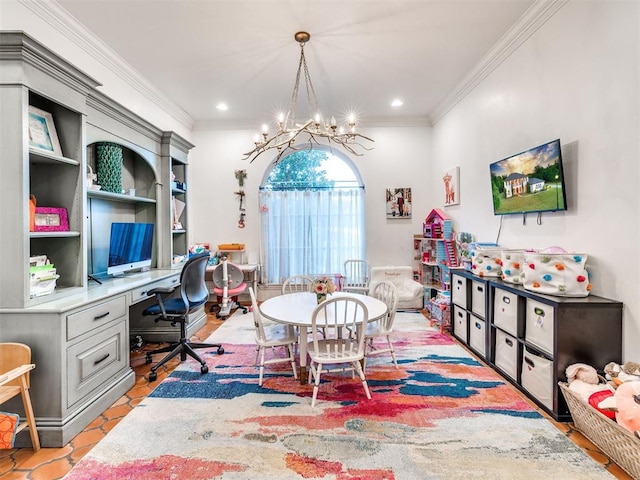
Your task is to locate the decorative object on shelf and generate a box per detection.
[243,31,374,164]
[456,231,474,271]
[312,275,336,304]
[33,207,69,232]
[386,188,412,219]
[86,165,101,191]
[28,106,63,156]
[29,194,37,232]
[96,142,123,193]
[443,166,460,206]
[173,198,185,230]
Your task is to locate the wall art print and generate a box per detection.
[443,166,460,206]
[386,188,412,219]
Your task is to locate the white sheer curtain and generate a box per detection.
[260,188,365,284]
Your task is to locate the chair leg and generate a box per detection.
[387,335,398,368]
[354,361,371,400]
[259,347,266,386]
[18,376,40,451]
[287,344,298,379]
[311,363,323,407]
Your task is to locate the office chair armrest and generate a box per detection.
[146,285,179,297]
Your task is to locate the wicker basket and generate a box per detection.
[559,382,640,479]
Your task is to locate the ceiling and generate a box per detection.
[56,0,536,128]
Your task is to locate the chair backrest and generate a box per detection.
[212,260,246,290]
[343,259,370,290]
[179,253,210,310]
[0,343,32,388]
[311,296,369,359]
[371,280,398,331]
[281,275,314,294]
[248,287,266,344]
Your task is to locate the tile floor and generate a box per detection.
[0,307,632,480]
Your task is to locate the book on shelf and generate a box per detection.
[29,255,59,297]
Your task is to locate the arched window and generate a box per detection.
[259,147,365,284]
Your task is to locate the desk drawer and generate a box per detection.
[67,296,127,341]
[130,275,180,305]
[67,319,128,407]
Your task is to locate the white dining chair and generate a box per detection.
[307,296,371,407]
[343,259,370,294]
[281,275,315,294]
[363,280,399,369]
[248,287,298,386]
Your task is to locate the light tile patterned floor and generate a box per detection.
[0,307,631,480]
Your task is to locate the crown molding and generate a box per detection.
[19,0,195,130]
[192,115,431,132]
[428,0,569,125]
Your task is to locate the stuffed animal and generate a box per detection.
[604,361,640,386]
[599,381,640,438]
[566,363,609,402]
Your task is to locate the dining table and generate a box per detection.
[259,291,388,384]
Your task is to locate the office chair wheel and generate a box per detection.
[201,365,209,374]
[149,371,157,382]
[217,346,225,355]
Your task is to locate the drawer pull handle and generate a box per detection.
[94,312,110,320]
[534,307,545,316]
[477,286,483,292]
[524,356,535,368]
[502,296,510,304]
[94,353,110,365]
[475,322,482,329]
[505,338,513,347]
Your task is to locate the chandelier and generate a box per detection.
[243,31,374,163]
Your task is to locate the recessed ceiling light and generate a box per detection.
[391,99,403,107]
[216,103,229,111]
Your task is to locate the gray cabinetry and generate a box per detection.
[450,269,622,421]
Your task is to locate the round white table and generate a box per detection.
[259,291,388,383]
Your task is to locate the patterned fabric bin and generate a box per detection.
[523,252,591,297]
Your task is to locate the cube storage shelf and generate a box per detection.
[450,269,622,421]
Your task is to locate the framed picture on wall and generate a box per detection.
[28,106,63,157]
[443,167,460,206]
[386,187,412,219]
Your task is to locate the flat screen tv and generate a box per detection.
[107,222,154,275]
[489,139,567,215]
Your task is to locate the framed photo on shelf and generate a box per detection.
[28,106,63,156]
[33,207,69,232]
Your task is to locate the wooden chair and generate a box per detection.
[249,287,298,386]
[281,275,314,295]
[307,296,371,407]
[343,259,370,294]
[0,343,40,451]
[363,281,399,369]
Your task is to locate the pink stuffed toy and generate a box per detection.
[566,363,608,401]
[613,381,640,437]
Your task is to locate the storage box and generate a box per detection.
[559,382,640,480]
[470,280,486,318]
[451,274,467,308]
[522,251,591,297]
[468,316,486,358]
[500,249,526,284]
[521,347,553,410]
[525,298,554,355]
[495,330,518,380]
[452,305,468,343]
[469,243,502,278]
[493,287,519,336]
[217,243,245,250]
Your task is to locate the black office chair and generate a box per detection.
[142,252,224,381]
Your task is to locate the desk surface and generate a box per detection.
[260,291,387,327]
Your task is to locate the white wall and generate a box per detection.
[189,124,432,269]
[430,0,639,361]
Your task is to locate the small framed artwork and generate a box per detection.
[386,187,412,219]
[33,207,69,232]
[443,166,460,206]
[28,106,63,156]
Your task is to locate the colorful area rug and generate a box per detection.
[64,311,613,480]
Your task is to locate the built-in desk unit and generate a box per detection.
[450,269,622,421]
[0,32,201,447]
